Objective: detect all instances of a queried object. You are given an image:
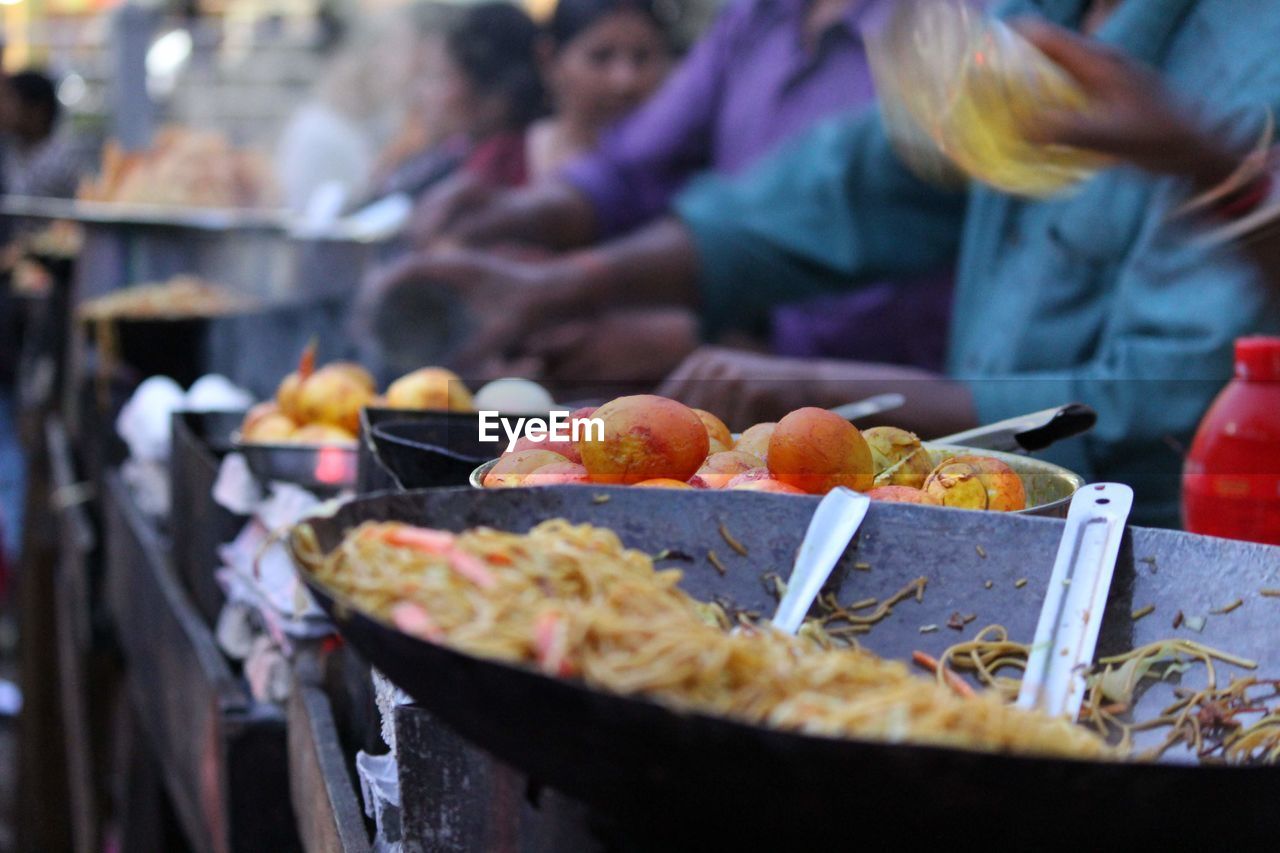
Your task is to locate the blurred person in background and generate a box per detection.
[354,3,546,376]
[416,0,672,213]
[400,0,954,384]
[426,2,547,191]
[370,0,1280,527]
[1,70,84,199]
[527,0,672,179]
[367,2,468,201]
[275,5,429,212]
[414,0,884,245]
[358,0,672,377]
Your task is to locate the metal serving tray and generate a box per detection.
[469,442,1085,517]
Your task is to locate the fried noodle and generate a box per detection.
[928,626,1279,765]
[295,520,1112,760]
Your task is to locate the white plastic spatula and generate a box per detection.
[772,488,872,634]
[1017,483,1134,720]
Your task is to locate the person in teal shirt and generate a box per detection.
[370,0,1280,526]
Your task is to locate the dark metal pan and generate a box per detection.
[233,437,359,493]
[366,415,499,490]
[291,487,1280,849]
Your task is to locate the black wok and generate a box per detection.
[292,487,1280,849]
[367,416,498,490]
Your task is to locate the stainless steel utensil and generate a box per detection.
[932,404,1096,454]
[826,393,906,422]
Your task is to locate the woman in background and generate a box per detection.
[358,0,671,376]
[526,0,672,179]
[430,2,546,190]
[367,1,468,201]
[421,0,671,220]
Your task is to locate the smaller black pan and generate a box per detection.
[368,416,499,490]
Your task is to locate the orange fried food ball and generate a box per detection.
[325,361,376,392]
[633,478,694,489]
[290,423,358,445]
[242,411,297,443]
[734,423,776,463]
[276,343,317,421]
[578,395,709,485]
[767,408,874,494]
[730,479,806,495]
[694,451,767,489]
[693,409,734,454]
[863,426,935,490]
[296,365,377,434]
[524,461,591,486]
[866,485,942,505]
[385,367,474,412]
[242,400,282,434]
[923,455,1026,512]
[483,450,570,488]
[276,371,305,421]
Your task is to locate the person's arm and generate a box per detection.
[674,113,970,341]
[477,106,976,320]
[657,346,977,434]
[939,28,1279,521]
[1022,22,1280,278]
[1020,22,1240,192]
[354,216,702,377]
[375,112,969,370]
[999,26,1280,513]
[421,180,598,250]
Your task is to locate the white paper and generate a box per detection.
[213,453,263,515]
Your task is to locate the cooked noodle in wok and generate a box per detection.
[933,625,1280,764]
[295,519,1113,759]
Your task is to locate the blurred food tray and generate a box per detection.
[394,704,602,852]
[288,679,371,853]
[103,470,300,853]
[171,411,249,625]
[0,196,291,232]
[1,196,384,304]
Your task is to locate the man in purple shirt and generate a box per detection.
[414,0,884,247]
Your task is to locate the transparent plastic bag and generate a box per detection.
[864,0,1109,196]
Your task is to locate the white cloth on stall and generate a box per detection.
[356,749,403,852]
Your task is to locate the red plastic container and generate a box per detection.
[1183,337,1280,544]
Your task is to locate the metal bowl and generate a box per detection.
[234,437,358,493]
[470,443,1083,518]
